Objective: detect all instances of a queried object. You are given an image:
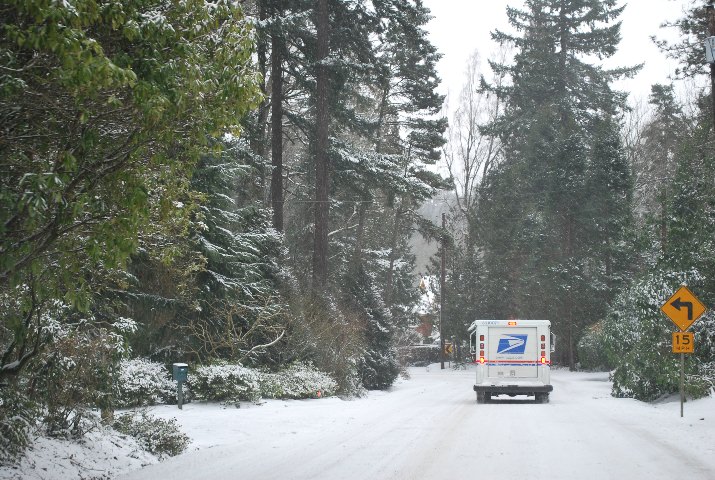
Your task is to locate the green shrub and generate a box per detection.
[260,362,337,399]
[602,270,714,401]
[113,411,190,459]
[0,386,36,464]
[116,358,177,408]
[35,327,120,437]
[189,363,261,404]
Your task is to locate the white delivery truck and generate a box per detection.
[468,319,554,403]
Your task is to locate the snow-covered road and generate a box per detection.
[119,366,715,480]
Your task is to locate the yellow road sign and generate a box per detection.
[444,343,453,355]
[661,286,706,331]
[672,332,694,354]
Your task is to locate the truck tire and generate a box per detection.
[535,393,549,404]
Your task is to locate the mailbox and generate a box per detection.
[172,363,188,382]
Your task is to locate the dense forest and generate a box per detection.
[1,0,715,463]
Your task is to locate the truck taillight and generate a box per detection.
[479,350,484,357]
[479,343,484,349]
[541,335,546,341]
[479,335,484,341]
[479,356,485,364]
[541,350,545,357]
[540,356,547,365]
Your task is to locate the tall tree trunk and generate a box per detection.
[352,202,368,272]
[251,1,270,202]
[313,0,330,287]
[270,21,285,231]
[565,214,576,371]
[659,192,668,254]
[558,0,569,124]
[384,205,401,308]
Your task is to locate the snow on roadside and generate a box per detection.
[0,425,157,480]
[2,367,714,480]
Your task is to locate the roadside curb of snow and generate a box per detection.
[0,425,158,480]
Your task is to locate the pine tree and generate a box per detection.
[634,85,689,253]
[597,3,715,400]
[478,0,637,368]
[236,1,446,389]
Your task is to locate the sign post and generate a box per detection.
[660,286,706,418]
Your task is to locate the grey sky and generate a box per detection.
[422,0,691,104]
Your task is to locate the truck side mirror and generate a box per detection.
[550,333,556,353]
[469,332,476,355]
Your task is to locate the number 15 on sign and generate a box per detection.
[672,332,694,354]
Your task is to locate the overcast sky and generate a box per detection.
[422,0,694,106]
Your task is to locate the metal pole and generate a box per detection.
[440,212,446,370]
[178,381,184,410]
[680,352,684,418]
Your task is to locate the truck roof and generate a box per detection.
[468,319,551,331]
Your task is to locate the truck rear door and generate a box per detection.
[487,327,538,379]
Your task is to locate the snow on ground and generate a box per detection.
[120,365,714,480]
[3,366,714,480]
[0,424,157,480]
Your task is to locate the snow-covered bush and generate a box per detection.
[282,294,367,397]
[0,387,36,464]
[260,362,337,399]
[116,359,177,408]
[601,270,714,400]
[189,363,261,404]
[113,411,190,459]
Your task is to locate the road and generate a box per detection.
[119,366,715,480]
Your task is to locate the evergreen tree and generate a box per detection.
[654,1,712,79]
[477,0,637,367]
[345,267,400,390]
[635,85,689,253]
[185,138,287,363]
[592,3,715,397]
[241,0,447,389]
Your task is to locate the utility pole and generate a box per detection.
[707,1,715,132]
[440,212,446,370]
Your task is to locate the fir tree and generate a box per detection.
[478,0,637,368]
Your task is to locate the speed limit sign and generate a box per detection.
[672,332,694,354]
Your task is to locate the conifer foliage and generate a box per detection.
[582,2,715,400]
[477,0,637,368]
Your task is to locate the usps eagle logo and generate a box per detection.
[497,335,528,354]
